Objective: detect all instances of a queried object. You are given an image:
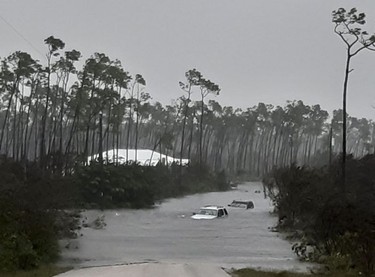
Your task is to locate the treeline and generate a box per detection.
[1,36,374,177]
[264,155,375,276]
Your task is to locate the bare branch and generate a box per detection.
[352,41,375,56]
[334,23,351,48]
[342,21,359,47]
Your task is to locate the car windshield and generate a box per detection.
[198,209,218,216]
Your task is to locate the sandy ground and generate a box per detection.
[55,263,231,277]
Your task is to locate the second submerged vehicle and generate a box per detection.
[228,200,254,209]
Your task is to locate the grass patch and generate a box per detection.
[0,265,71,277]
[231,268,358,277]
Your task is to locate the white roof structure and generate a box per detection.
[88,149,189,166]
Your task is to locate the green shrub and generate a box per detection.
[0,232,38,270]
[73,162,156,208]
[0,159,65,271]
[0,204,58,270]
[264,155,375,275]
[73,161,229,208]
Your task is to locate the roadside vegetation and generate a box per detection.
[263,155,375,276]
[74,161,229,209]
[0,265,70,277]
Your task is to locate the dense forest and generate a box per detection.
[0,36,374,178]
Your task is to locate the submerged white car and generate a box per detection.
[191,205,228,220]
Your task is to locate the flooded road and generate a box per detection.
[60,182,311,271]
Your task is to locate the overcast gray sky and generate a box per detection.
[1,0,375,119]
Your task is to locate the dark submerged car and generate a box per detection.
[228,200,254,209]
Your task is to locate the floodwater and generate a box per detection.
[60,182,313,272]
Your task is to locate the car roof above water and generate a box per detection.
[201,205,225,210]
